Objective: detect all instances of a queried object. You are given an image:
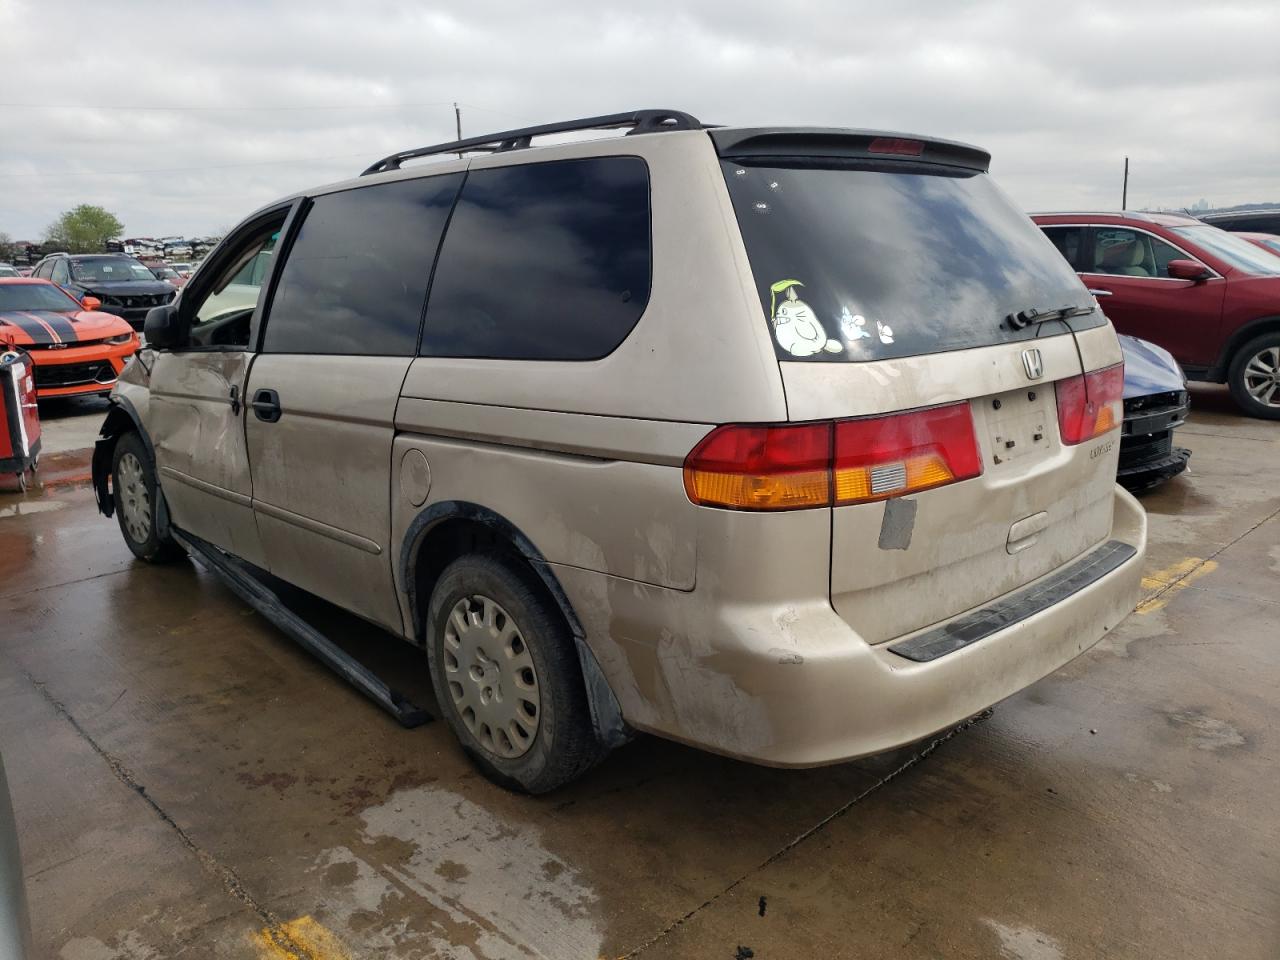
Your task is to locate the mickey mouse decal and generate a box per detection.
[770,280,842,357]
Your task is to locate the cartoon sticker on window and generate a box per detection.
[770,280,842,357]
[839,306,871,340]
[876,320,895,344]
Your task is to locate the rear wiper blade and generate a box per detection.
[1005,303,1094,331]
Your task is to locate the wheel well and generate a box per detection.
[411,517,542,643]
[92,405,140,517]
[1217,317,1280,380]
[401,503,631,749]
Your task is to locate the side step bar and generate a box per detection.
[174,530,431,728]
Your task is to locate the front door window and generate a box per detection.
[182,220,283,348]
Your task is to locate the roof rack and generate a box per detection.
[360,109,703,176]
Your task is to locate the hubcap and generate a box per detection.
[1243,346,1280,407]
[443,594,540,759]
[117,452,152,544]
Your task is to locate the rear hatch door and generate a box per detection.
[716,131,1121,642]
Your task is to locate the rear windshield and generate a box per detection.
[722,160,1101,361]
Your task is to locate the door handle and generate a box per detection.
[228,384,241,415]
[1087,288,1113,297]
[251,388,282,423]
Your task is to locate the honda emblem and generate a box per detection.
[1021,348,1044,380]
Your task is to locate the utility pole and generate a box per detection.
[1122,156,1129,210]
[454,102,463,158]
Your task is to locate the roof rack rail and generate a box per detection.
[360,109,703,176]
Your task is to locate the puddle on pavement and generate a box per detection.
[307,785,603,959]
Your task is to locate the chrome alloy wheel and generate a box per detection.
[117,451,152,544]
[1243,346,1280,408]
[443,594,541,759]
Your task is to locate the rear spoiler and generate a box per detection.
[709,128,991,173]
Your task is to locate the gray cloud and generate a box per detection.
[2,0,1276,240]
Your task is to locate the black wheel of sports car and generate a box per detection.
[1228,332,1280,420]
[112,431,184,563]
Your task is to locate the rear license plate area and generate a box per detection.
[987,386,1051,467]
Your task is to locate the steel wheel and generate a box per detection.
[117,451,152,544]
[442,594,541,759]
[1243,346,1280,408]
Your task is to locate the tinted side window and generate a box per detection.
[1040,226,1084,270]
[51,260,69,284]
[421,157,651,360]
[264,174,463,356]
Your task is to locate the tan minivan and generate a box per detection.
[92,110,1146,792]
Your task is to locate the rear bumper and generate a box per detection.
[559,485,1146,766]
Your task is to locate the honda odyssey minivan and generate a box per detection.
[92,110,1146,792]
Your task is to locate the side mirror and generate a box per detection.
[1167,259,1213,282]
[80,295,101,311]
[143,304,188,350]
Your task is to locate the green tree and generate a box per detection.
[45,205,124,253]
[0,231,14,261]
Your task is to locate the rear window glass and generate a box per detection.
[421,157,650,360]
[264,174,463,355]
[722,161,1100,361]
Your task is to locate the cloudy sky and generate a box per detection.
[2,0,1277,242]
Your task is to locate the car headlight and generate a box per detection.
[106,333,135,345]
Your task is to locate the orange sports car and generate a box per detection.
[0,278,139,399]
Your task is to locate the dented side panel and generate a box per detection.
[146,349,267,568]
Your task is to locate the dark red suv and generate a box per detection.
[1033,212,1280,419]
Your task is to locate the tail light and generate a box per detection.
[868,137,924,157]
[683,403,982,511]
[1056,363,1123,445]
[833,403,982,504]
[682,422,831,511]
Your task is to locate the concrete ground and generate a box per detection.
[0,384,1276,960]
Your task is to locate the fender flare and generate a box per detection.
[400,500,630,749]
[91,398,171,538]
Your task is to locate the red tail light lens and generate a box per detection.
[868,137,925,157]
[683,403,982,511]
[1056,362,1124,445]
[834,403,982,504]
[683,422,832,511]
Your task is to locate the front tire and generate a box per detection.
[1227,333,1280,420]
[112,431,184,563]
[425,554,603,793]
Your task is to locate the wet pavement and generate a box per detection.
[1,384,1277,959]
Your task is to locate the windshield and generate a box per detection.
[0,266,19,278]
[153,266,180,279]
[1170,226,1280,276]
[0,283,80,312]
[69,258,158,283]
[722,160,1099,361]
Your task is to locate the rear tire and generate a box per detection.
[112,431,184,563]
[425,554,603,793]
[1227,332,1280,420]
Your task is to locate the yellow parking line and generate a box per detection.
[1137,557,1219,614]
[254,915,352,960]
